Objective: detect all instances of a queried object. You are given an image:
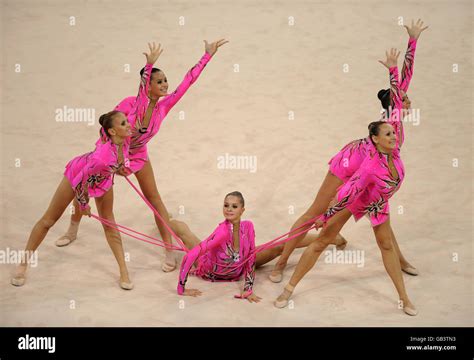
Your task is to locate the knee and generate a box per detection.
[376,236,393,251]
[98,213,115,230]
[275,245,284,256]
[170,219,183,234]
[39,217,57,230]
[170,219,182,226]
[309,238,330,253]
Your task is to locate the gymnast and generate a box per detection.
[11,110,134,289]
[269,19,428,283]
[171,191,347,302]
[274,48,418,316]
[56,38,228,273]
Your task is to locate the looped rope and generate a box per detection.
[124,176,187,251]
[91,214,186,251]
[89,175,326,273]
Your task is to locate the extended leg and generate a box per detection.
[95,188,133,290]
[274,209,352,308]
[56,199,82,247]
[11,177,75,286]
[134,160,176,272]
[270,171,343,282]
[373,219,417,316]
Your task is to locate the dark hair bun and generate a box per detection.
[378,89,389,101]
[99,114,106,126]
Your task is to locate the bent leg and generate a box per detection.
[169,219,201,250]
[256,232,346,268]
[274,209,352,307]
[270,171,343,280]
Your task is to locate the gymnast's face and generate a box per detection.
[223,196,245,222]
[372,123,397,152]
[108,112,132,138]
[149,71,169,98]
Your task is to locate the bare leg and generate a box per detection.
[94,188,132,290]
[134,160,176,272]
[373,219,417,315]
[256,232,347,268]
[56,199,82,246]
[11,177,75,286]
[270,171,343,281]
[169,219,201,250]
[274,209,352,307]
[390,225,418,275]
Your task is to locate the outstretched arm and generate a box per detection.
[97,43,163,144]
[400,19,428,91]
[177,225,227,296]
[399,37,417,92]
[160,39,228,114]
[134,42,163,126]
[379,48,404,147]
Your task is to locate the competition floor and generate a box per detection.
[1,0,472,326]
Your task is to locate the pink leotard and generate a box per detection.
[321,66,405,227]
[328,38,416,182]
[177,220,256,297]
[97,53,212,173]
[64,139,130,210]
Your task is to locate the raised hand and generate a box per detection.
[204,38,229,56]
[378,48,401,69]
[143,42,164,65]
[404,19,429,40]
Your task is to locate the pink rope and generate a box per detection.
[124,176,187,251]
[91,214,187,252]
[211,214,324,276]
[255,214,322,253]
[89,172,328,275]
